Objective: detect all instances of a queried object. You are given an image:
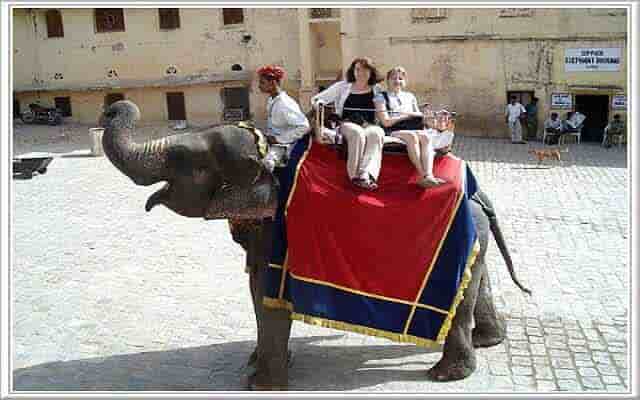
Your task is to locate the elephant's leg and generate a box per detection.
[246,221,293,390]
[247,269,293,368]
[244,223,264,367]
[472,267,506,348]
[247,265,262,367]
[426,254,483,381]
[249,265,293,390]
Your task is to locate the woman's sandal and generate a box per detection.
[352,177,378,191]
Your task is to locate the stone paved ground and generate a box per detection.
[11,122,630,393]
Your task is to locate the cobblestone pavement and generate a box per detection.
[11,123,630,393]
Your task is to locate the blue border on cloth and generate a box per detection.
[269,134,311,266]
[417,165,478,311]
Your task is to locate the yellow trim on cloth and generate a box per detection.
[435,239,479,343]
[403,188,464,334]
[263,297,442,349]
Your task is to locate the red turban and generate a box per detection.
[256,65,286,82]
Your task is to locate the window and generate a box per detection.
[309,9,339,19]
[222,8,244,25]
[166,92,186,121]
[105,93,125,107]
[95,9,125,33]
[498,8,534,18]
[222,87,250,121]
[159,8,180,30]
[54,97,72,117]
[46,10,64,38]
[411,8,448,23]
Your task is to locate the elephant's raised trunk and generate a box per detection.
[101,100,175,186]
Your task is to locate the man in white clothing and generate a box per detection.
[256,65,310,171]
[505,96,527,144]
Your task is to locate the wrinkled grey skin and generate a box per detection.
[102,100,530,390]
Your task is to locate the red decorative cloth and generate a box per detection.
[285,144,464,301]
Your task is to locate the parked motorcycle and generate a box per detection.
[20,103,63,125]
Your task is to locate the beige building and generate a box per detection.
[13,7,628,141]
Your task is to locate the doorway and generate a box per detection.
[575,95,609,143]
[166,92,187,121]
[506,91,534,106]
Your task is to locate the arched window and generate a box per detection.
[46,10,64,38]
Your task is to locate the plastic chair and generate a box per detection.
[602,126,625,147]
[559,125,582,145]
[543,129,562,145]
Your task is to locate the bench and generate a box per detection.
[313,104,455,158]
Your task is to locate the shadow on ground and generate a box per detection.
[13,335,441,391]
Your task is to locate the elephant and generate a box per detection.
[101,100,530,390]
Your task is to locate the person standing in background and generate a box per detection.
[505,96,527,144]
[525,97,539,140]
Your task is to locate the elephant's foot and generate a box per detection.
[472,315,506,348]
[472,325,506,348]
[246,371,288,391]
[247,348,294,368]
[426,353,477,382]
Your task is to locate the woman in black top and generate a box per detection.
[311,58,385,191]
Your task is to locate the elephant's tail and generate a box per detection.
[472,191,532,296]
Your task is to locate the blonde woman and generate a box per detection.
[375,66,445,188]
[311,57,385,191]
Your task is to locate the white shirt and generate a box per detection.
[266,91,310,144]
[567,112,586,129]
[311,80,383,117]
[505,102,526,123]
[373,90,420,114]
[544,117,562,130]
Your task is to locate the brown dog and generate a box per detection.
[528,147,568,164]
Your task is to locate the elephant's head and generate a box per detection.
[101,100,278,220]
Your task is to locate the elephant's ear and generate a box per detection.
[202,125,279,221]
[207,125,269,188]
